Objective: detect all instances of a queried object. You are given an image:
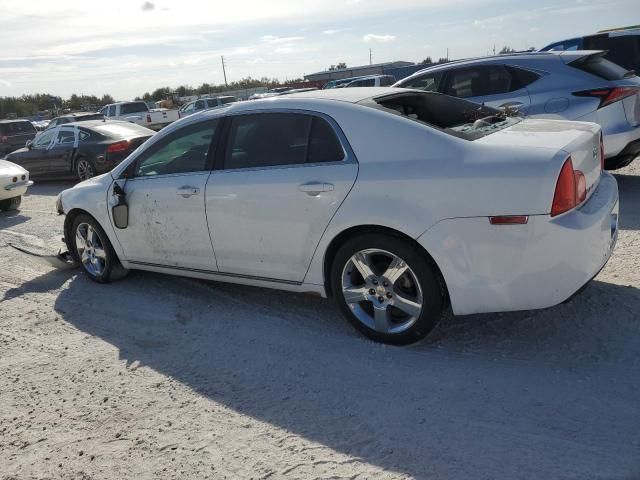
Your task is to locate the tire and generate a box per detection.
[75,157,96,181]
[69,214,128,283]
[331,233,444,345]
[0,196,21,211]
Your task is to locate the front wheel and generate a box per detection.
[75,157,96,181]
[70,214,127,283]
[331,234,444,345]
[0,196,21,211]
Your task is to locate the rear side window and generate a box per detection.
[120,102,148,114]
[445,66,515,98]
[220,96,236,105]
[569,54,629,80]
[379,76,394,86]
[108,105,117,116]
[223,113,344,170]
[506,66,542,89]
[195,100,205,109]
[308,117,344,163]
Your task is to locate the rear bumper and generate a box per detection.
[418,173,619,316]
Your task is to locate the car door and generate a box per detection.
[110,118,220,270]
[443,65,532,114]
[205,111,358,282]
[47,127,77,175]
[11,128,56,176]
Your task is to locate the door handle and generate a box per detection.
[176,186,200,198]
[298,182,334,196]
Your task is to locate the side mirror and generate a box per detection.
[112,183,128,229]
[26,139,33,149]
[112,203,128,229]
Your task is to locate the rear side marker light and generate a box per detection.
[573,86,640,109]
[489,215,529,225]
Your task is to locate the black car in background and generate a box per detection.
[5,120,154,180]
[44,112,105,131]
[0,119,37,156]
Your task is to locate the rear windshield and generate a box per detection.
[0,121,36,134]
[569,54,630,80]
[120,102,148,114]
[74,113,104,122]
[91,122,154,139]
[361,92,521,140]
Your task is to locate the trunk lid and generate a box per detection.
[477,118,603,204]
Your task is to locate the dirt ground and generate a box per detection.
[1,163,639,480]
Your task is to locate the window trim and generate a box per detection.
[212,109,356,173]
[126,118,222,180]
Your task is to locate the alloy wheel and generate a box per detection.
[341,248,423,334]
[75,223,107,277]
[77,159,94,181]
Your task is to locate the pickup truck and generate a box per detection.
[99,101,179,131]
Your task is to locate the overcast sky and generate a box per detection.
[0,0,637,99]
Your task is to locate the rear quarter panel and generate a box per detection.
[302,103,563,286]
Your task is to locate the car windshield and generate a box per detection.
[362,92,522,140]
[120,102,148,114]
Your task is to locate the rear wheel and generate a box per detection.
[331,233,444,345]
[0,196,21,211]
[70,214,128,283]
[75,157,96,181]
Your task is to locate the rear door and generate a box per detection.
[443,65,532,114]
[110,118,220,270]
[205,111,358,282]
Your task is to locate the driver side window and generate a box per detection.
[33,130,55,149]
[134,119,219,177]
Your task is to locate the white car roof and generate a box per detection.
[242,87,404,105]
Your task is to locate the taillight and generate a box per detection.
[106,140,130,154]
[146,114,152,123]
[573,86,640,108]
[551,157,587,217]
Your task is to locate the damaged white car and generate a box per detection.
[0,159,33,211]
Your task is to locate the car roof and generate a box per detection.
[0,119,32,124]
[60,119,139,129]
[258,87,405,104]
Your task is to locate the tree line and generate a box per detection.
[0,93,115,119]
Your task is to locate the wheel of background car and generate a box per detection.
[70,214,127,283]
[331,233,444,345]
[75,157,95,181]
[0,195,21,211]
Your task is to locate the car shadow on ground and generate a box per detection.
[38,268,640,478]
[0,211,31,230]
[614,173,640,230]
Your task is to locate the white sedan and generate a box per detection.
[0,159,33,211]
[56,88,619,344]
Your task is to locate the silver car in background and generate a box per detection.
[395,51,640,169]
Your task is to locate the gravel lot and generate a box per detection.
[1,163,639,480]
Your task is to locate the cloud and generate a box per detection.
[261,35,305,44]
[141,1,155,11]
[323,29,338,35]
[363,33,396,43]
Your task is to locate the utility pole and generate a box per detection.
[446,48,449,61]
[369,48,372,65]
[221,56,228,87]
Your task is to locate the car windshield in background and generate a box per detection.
[362,92,520,140]
[75,113,104,121]
[91,122,153,138]
[120,103,148,114]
